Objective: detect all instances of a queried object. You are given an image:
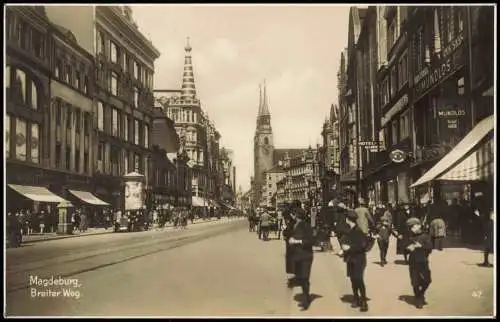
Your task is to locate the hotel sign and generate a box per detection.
[414,34,466,100]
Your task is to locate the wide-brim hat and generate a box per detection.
[406,217,421,227]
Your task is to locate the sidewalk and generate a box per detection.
[21,217,243,244]
[297,235,494,316]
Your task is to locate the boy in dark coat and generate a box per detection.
[374,218,397,266]
[341,211,369,312]
[288,205,315,310]
[404,217,433,309]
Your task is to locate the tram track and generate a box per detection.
[6,221,243,293]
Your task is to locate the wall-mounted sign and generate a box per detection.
[414,34,466,100]
[381,94,409,127]
[438,109,466,117]
[390,149,406,163]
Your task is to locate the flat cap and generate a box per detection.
[406,217,421,227]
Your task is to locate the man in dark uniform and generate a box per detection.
[341,211,369,312]
[288,202,315,310]
[283,205,297,286]
[405,217,433,309]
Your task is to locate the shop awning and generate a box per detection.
[411,115,494,188]
[69,190,110,206]
[437,138,494,182]
[483,86,494,97]
[192,196,207,207]
[8,184,68,203]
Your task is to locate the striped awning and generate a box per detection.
[411,115,494,188]
[438,138,494,181]
[69,190,110,206]
[8,184,68,203]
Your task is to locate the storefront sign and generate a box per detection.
[381,94,409,127]
[390,149,406,163]
[414,35,465,100]
[438,109,466,117]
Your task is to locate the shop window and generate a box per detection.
[31,123,39,164]
[15,118,27,161]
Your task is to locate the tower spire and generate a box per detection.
[181,37,196,100]
[259,79,270,116]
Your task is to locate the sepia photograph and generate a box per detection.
[4,3,496,318]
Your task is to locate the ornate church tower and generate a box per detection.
[253,81,274,206]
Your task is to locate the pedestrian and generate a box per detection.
[354,197,375,236]
[259,209,272,241]
[334,201,353,257]
[429,216,446,251]
[39,211,46,234]
[283,207,297,287]
[288,202,314,310]
[382,203,394,228]
[404,217,433,309]
[393,204,411,264]
[479,208,494,267]
[340,210,369,312]
[374,217,396,267]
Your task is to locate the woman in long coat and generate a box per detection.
[288,205,315,310]
[283,209,296,283]
[393,204,411,263]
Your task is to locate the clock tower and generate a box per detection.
[253,81,274,206]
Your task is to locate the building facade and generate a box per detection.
[276,148,319,207]
[155,39,223,206]
[319,104,341,205]
[337,5,495,207]
[262,166,285,209]
[6,6,57,212]
[44,5,161,209]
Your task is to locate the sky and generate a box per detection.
[132,5,350,192]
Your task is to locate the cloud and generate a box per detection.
[209,38,239,63]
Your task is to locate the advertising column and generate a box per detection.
[124,172,145,211]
